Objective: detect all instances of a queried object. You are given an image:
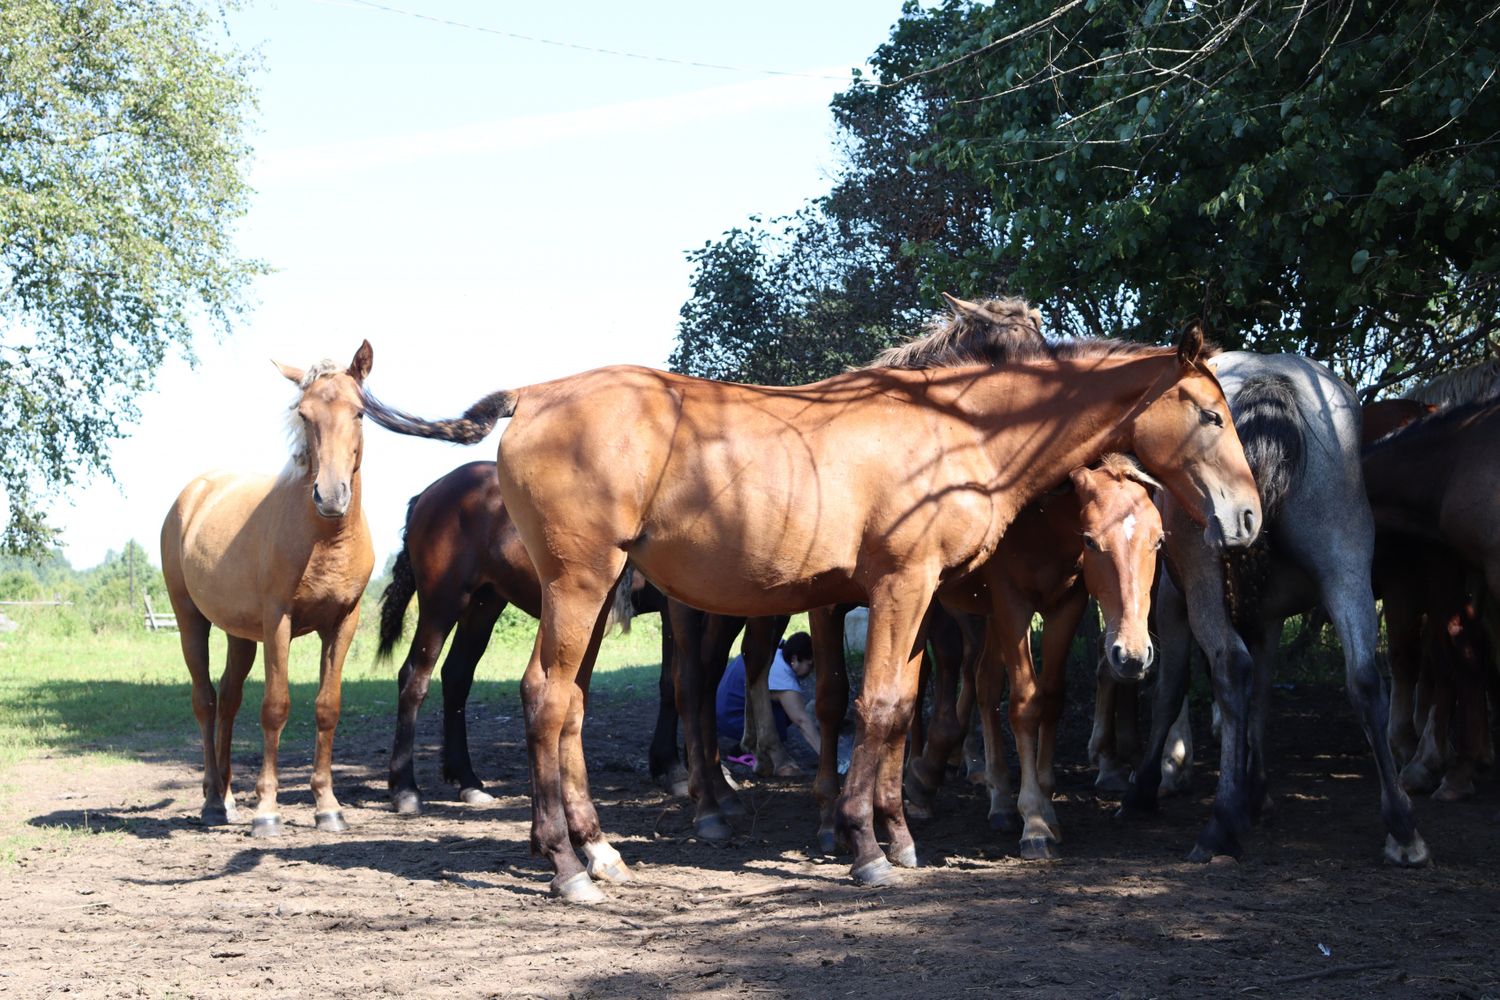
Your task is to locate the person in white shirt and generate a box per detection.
[715,632,820,770]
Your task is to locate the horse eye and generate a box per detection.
[1083,535,1099,551]
[1200,408,1224,427]
[1154,536,1165,550]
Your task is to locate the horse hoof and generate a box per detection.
[550,872,606,904]
[693,814,733,842]
[816,829,839,856]
[1094,773,1131,798]
[314,810,348,833]
[391,791,423,816]
[250,815,284,838]
[201,805,233,827]
[717,794,747,818]
[1384,832,1431,867]
[669,779,691,799]
[1432,779,1474,803]
[1019,837,1060,862]
[905,797,934,823]
[589,859,633,884]
[850,856,898,887]
[459,787,495,806]
[989,810,1021,834]
[1399,761,1438,794]
[886,843,918,868]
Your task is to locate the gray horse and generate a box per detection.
[1120,352,1429,866]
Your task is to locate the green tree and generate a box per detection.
[0,0,261,552]
[677,1,1499,395]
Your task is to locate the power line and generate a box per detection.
[313,0,856,82]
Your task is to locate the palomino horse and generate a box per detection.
[1121,353,1428,867]
[161,343,376,836]
[1364,399,1500,800]
[376,461,678,816]
[364,323,1261,900]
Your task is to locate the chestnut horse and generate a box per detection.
[375,461,680,815]
[365,322,1260,901]
[900,454,1164,858]
[161,343,376,836]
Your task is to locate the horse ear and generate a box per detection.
[273,359,305,384]
[941,292,981,317]
[1068,467,1094,493]
[348,340,374,382]
[1176,320,1206,368]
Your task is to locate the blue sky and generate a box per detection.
[46,0,910,571]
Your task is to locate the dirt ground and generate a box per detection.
[3,683,1498,1000]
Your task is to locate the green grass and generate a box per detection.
[0,605,670,779]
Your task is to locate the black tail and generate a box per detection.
[376,493,422,661]
[1231,374,1305,522]
[363,388,518,445]
[1222,374,1306,629]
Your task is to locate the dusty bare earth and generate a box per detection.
[3,684,1498,1000]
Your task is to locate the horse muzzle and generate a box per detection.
[1106,639,1155,683]
[312,481,351,519]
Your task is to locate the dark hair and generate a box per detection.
[781,631,812,661]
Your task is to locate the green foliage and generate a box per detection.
[676,0,1499,395]
[0,0,263,553]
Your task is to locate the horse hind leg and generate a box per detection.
[903,610,966,821]
[212,636,258,823]
[389,608,454,815]
[440,597,503,805]
[524,571,624,903]
[648,613,689,797]
[174,604,230,826]
[811,605,851,855]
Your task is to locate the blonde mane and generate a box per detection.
[1405,355,1500,409]
[282,360,345,472]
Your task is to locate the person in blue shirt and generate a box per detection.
[715,631,819,771]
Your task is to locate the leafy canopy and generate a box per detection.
[0,0,261,552]
[674,0,1499,396]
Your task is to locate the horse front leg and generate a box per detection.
[742,615,792,775]
[1036,594,1086,829]
[995,608,1055,860]
[309,609,358,833]
[836,587,932,885]
[252,611,293,838]
[1120,572,1192,817]
[903,608,967,820]
[811,605,850,855]
[648,611,689,796]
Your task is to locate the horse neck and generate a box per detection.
[967,357,1159,500]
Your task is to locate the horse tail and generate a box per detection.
[1222,374,1305,629]
[363,388,518,444]
[1232,374,1305,523]
[606,564,635,635]
[376,493,422,661]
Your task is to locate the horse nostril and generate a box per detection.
[312,483,323,505]
[1241,507,1258,538]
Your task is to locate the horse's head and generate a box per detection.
[1128,323,1261,551]
[276,341,372,519]
[1072,457,1163,683]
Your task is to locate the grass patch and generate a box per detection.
[0,609,669,780]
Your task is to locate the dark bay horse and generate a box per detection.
[1364,399,1500,801]
[161,343,377,836]
[365,326,1261,901]
[1121,352,1427,867]
[376,461,680,816]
